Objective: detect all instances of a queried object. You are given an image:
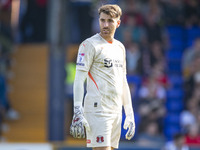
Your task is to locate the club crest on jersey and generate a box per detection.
[96,135,104,143]
[104,58,113,68]
[77,53,85,66]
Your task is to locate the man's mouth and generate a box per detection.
[102,28,110,34]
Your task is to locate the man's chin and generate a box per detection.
[101,32,110,37]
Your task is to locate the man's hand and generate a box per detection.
[123,114,135,140]
[70,106,90,138]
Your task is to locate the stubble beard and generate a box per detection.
[100,28,114,40]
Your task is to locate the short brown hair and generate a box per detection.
[98,4,122,19]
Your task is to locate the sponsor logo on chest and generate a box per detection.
[104,58,123,68]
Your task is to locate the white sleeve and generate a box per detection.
[123,76,134,119]
[76,40,95,72]
[122,44,134,117]
[73,70,88,107]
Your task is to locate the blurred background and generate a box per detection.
[0,0,200,150]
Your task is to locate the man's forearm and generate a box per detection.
[123,77,134,117]
[73,70,88,106]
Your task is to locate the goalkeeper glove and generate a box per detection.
[123,105,135,140]
[124,114,135,140]
[70,106,90,138]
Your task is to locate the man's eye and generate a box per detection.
[108,20,114,23]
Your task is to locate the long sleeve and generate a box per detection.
[73,70,88,106]
[123,76,134,119]
[122,75,135,140]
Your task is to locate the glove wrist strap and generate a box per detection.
[74,106,83,115]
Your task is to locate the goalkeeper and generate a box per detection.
[70,4,135,150]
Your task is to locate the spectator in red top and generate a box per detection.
[185,123,200,146]
[151,61,170,88]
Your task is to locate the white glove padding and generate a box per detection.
[123,114,135,140]
[70,106,90,138]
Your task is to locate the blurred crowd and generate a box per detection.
[18,0,47,43]
[181,37,200,147]
[0,0,20,141]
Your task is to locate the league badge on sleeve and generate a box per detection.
[76,53,85,66]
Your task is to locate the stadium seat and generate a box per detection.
[164,125,181,141]
[166,88,184,99]
[127,75,141,86]
[186,39,193,47]
[169,75,183,87]
[186,27,200,40]
[166,50,183,60]
[164,113,180,125]
[166,100,183,112]
[169,39,184,50]
[166,26,183,39]
[166,61,182,75]
[168,47,184,53]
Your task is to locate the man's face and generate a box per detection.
[99,12,120,40]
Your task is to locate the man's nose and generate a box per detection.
[103,21,109,27]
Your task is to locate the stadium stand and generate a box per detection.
[164,26,184,140]
[2,44,48,142]
[164,26,200,143]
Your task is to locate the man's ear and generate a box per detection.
[117,20,121,28]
